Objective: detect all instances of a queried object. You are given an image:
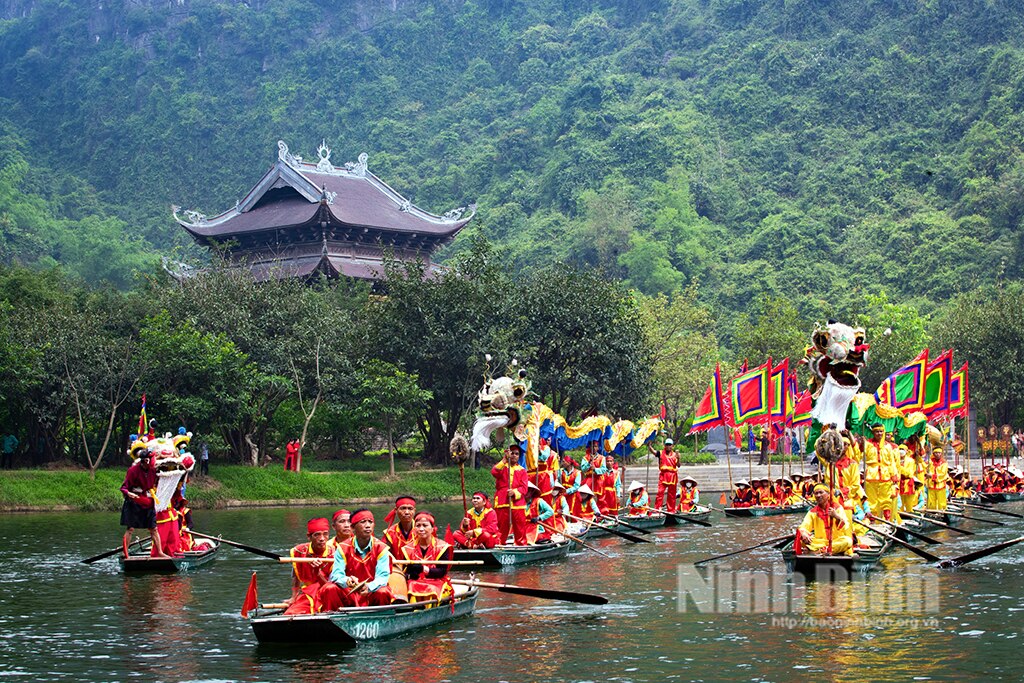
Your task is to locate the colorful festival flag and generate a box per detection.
[137,393,147,437]
[240,571,258,618]
[726,359,772,427]
[948,362,969,418]
[791,391,813,427]
[786,375,799,426]
[770,359,789,424]
[923,349,953,417]
[689,364,725,434]
[874,349,929,411]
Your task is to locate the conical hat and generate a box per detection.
[627,480,645,493]
[577,484,595,497]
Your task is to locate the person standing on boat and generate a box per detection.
[602,454,622,514]
[531,438,556,509]
[283,517,335,615]
[559,457,582,516]
[119,451,170,559]
[326,509,353,555]
[626,481,649,515]
[897,440,921,516]
[732,480,754,507]
[797,484,853,556]
[382,496,417,557]
[453,491,499,549]
[864,424,898,521]
[493,444,529,545]
[322,509,394,609]
[399,511,454,603]
[648,438,679,512]
[926,449,949,511]
[678,477,700,512]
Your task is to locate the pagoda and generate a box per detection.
[173,140,474,281]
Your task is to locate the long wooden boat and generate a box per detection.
[250,584,479,644]
[780,535,891,579]
[911,509,964,533]
[980,491,1024,503]
[582,514,668,538]
[452,538,572,567]
[724,503,810,518]
[119,544,220,573]
[668,505,713,525]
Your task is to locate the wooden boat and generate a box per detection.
[912,509,963,533]
[119,544,220,573]
[452,538,572,567]
[668,505,713,525]
[250,584,479,644]
[780,534,891,579]
[582,514,667,538]
[980,491,1024,503]
[724,503,810,518]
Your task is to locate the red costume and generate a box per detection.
[732,487,754,508]
[284,439,299,471]
[678,485,698,512]
[284,519,335,615]
[493,457,529,545]
[383,523,415,557]
[400,529,453,602]
[656,448,679,512]
[453,503,499,549]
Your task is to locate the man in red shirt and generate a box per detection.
[320,509,394,609]
[283,517,334,615]
[119,453,169,559]
[648,438,679,512]
[382,496,417,556]
[492,444,529,545]
[453,491,499,549]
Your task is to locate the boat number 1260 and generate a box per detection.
[352,621,381,639]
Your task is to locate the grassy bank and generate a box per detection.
[0,466,496,512]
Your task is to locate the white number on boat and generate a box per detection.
[352,621,380,639]
[497,555,516,565]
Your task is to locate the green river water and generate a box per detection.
[1,502,1022,682]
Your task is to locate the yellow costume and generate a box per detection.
[798,503,853,555]
[864,435,900,523]
[926,458,949,511]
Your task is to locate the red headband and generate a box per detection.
[351,510,374,526]
[414,511,436,526]
[384,496,417,525]
[472,491,489,502]
[332,509,351,522]
[307,517,330,534]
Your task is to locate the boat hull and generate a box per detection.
[725,504,809,518]
[781,538,890,579]
[583,515,667,538]
[452,538,572,567]
[250,586,479,644]
[980,492,1024,503]
[118,545,220,573]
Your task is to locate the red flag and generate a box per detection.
[718,492,727,505]
[241,571,258,618]
[660,403,667,420]
[444,524,454,546]
[793,530,803,555]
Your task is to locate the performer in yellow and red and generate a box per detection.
[626,481,649,515]
[863,424,897,521]
[532,438,557,509]
[549,481,570,531]
[453,491,499,549]
[119,449,169,559]
[926,448,949,511]
[283,517,335,615]
[573,483,602,523]
[602,454,622,514]
[678,476,700,512]
[382,496,417,557]
[326,509,353,555]
[796,484,853,556]
[321,509,394,609]
[492,443,529,545]
[399,511,454,603]
[525,481,556,543]
[560,456,582,517]
[648,438,679,512]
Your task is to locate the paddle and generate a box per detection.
[694,534,794,566]
[538,520,614,559]
[866,514,942,545]
[899,511,975,536]
[597,512,656,535]
[565,513,654,544]
[450,577,608,605]
[926,508,1006,526]
[81,537,147,564]
[640,505,712,528]
[937,536,1024,569]
[960,502,1024,519]
[189,531,280,560]
[862,524,942,563]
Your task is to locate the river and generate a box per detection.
[1,503,1022,682]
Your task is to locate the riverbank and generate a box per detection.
[0,465,495,513]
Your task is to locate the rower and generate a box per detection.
[399,511,454,603]
[322,509,394,609]
[754,478,773,506]
[453,491,499,549]
[603,454,622,515]
[626,480,649,515]
[549,481,571,532]
[732,480,754,508]
[382,496,417,557]
[532,438,557,509]
[326,509,352,555]
[119,448,169,559]
[574,484,602,524]
[780,478,803,506]
[559,457,582,517]
[526,482,555,543]
[679,476,700,512]
[796,484,853,556]
[492,443,529,546]
[647,438,679,513]
[864,424,898,521]
[283,518,335,615]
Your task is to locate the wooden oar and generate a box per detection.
[597,512,656,535]
[960,502,1024,519]
[81,537,147,564]
[899,510,975,536]
[694,534,793,566]
[450,578,607,605]
[640,505,712,528]
[538,520,614,559]
[565,513,653,544]
[863,524,942,563]
[283,557,484,566]
[189,531,280,560]
[867,514,942,545]
[937,536,1024,569]
[926,508,1006,526]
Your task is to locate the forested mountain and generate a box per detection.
[2,0,1023,323]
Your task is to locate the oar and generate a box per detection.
[899,511,975,536]
[960,502,1024,519]
[597,512,656,535]
[450,578,607,605]
[926,508,1006,526]
[283,557,485,566]
[937,536,1024,569]
[867,514,942,545]
[189,531,281,560]
[640,505,712,528]
[81,537,147,564]
[565,513,653,544]
[694,534,793,566]
[862,524,942,563]
[538,520,614,559]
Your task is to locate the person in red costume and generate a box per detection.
[731,480,754,508]
[647,438,679,512]
[453,491,499,549]
[283,517,335,615]
[492,443,529,545]
[399,511,454,602]
[531,438,557,509]
[321,509,394,609]
[326,509,352,555]
[678,476,700,512]
[382,496,417,556]
[284,438,300,472]
[119,453,169,559]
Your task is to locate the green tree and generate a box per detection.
[733,295,808,369]
[852,292,930,394]
[352,360,432,477]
